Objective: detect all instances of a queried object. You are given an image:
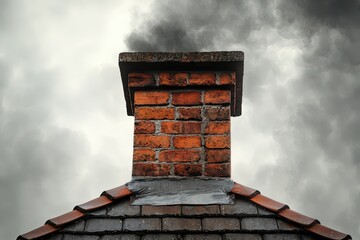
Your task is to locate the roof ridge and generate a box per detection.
[231,182,352,240]
[17,185,132,240]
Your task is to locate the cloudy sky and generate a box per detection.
[1,0,359,239]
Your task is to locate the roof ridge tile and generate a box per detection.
[101,185,132,200]
[250,194,289,212]
[45,209,85,228]
[74,195,113,212]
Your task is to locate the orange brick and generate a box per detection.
[161,121,201,134]
[133,163,171,176]
[204,90,231,104]
[134,91,169,105]
[128,73,155,87]
[173,136,202,148]
[189,73,216,85]
[204,106,230,121]
[159,72,187,86]
[135,107,175,120]
[133,149,156,161]
[177,107,202,120]
[134,134,171,148]
[134,121,155,134]
[159,150,201,162]
[205,163,230,177]
[174,164,202,176]
[206,149,230,163]
[204,121,230,134]
[172,92,202,105]
[220,72,236,85]
[205,136,230,149]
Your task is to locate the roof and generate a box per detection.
[18,181,351,240]
[118,51,244,116]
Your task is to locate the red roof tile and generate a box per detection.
[102,185,132,200]
[309,223,351,240]
[250,194,288,212]
[46,209,85,227]
[18,224,58,240]
[230,182,259,198]
[279,208,318,227]
[75,195,113,212]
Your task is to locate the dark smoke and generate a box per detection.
[126,0,360,237]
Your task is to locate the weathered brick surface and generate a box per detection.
[189,73,216,85]
[135,107,175,120]
[163,218,201,231]
[241,217,278,231]
[173,136,201,148]
[107,199,140,217]
[202,218,240,231]
[206,150,230,163]
[205,136,230,149]
[134,121,155,134]
[161,121,201,134]
[134,91,169,105]
[205,164,230,177]
[182,205,220,216]
[204,90,231,104]
[174,164,202,176]
[219,72,236,85]
[159,150,201,162]
[172,92,202,105]
[204,122,230,134]
[220,198,257,215]
[177,107,202,120]
[85,219,122,232]
[142,205,181,216]
[134,135,170,148]
[263,234,301,240]
[128,73,155,87]
[184,234,222,240]
[223,233,262,240]
[123,218,161,231]
[159,72,187,86]
[143,234,181,240]
[204,106,230,121]
[132,163,171,176]
[133,149,155,162]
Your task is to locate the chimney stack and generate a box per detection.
[119,52,244,178]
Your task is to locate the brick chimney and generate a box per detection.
[119,52,244,178]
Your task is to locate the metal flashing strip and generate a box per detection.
[127,178,234,205]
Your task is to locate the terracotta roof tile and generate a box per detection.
[75,195,113,212]
[250,194,289,212]
[278,208,318,227]
[230,182,259,198]
[102,185,132,200]
[45,209,85,227]
[309,223,351,240]
[18,224,57,240]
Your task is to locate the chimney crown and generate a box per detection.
[119,51,244,179]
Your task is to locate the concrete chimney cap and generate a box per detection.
[119,51,244,116]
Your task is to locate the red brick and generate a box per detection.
[220,72,236,85]
[172,92,202,105]
[189,73,216,85]
[133,149,156,161]
[135,107,175,120]
[204,121,230,134]
[173,136,201,148]
[134,91,169,105]
[128,73,155,87]
[206,149,230,163]
[133,163,170,176]
[159,150,201,162]
[161,121,201,134]
[134,121,155,134]
[204,90,231,104]
[205,164,230,177]
[205,136,230,149]
[204,106,230,121]
[159,72,187,86]
[177,107,202,120]
[174,164,202,176]
[134,134,171,148]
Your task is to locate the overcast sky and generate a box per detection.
[1,0,359,239]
